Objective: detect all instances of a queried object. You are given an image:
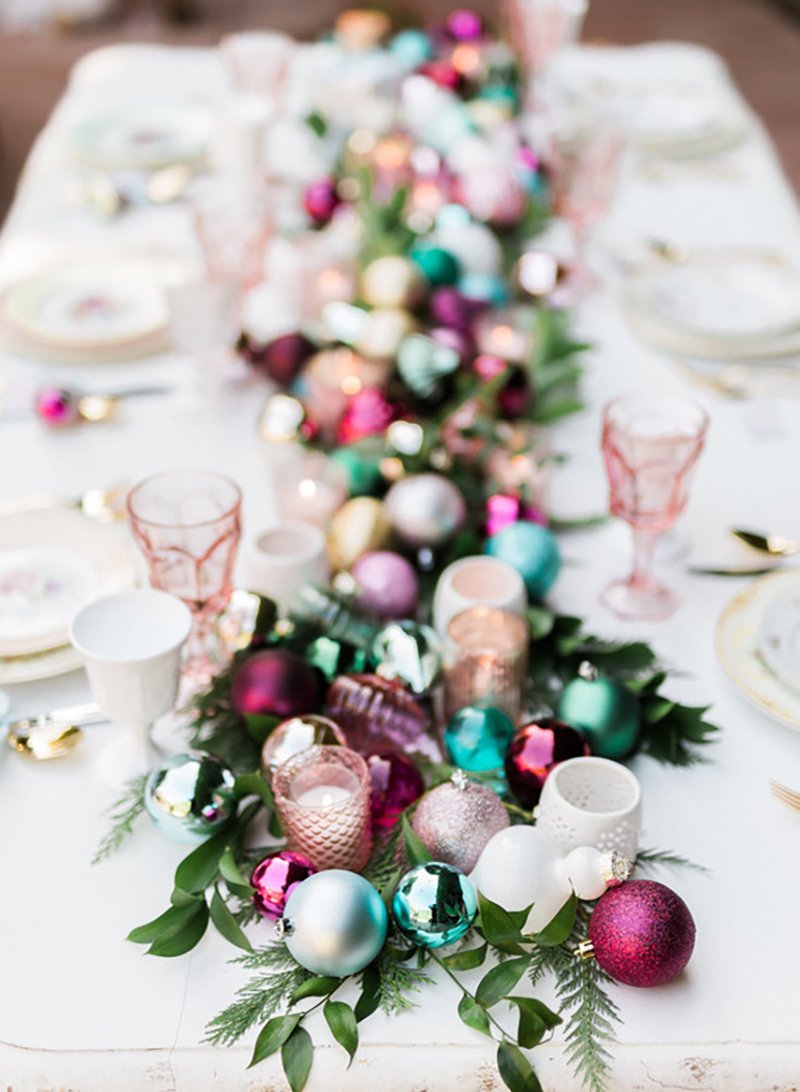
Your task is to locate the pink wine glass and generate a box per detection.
[127,470,243,684]
[601,395,708,621]
[504,0,588,111]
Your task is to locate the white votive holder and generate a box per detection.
[240,521,329,615]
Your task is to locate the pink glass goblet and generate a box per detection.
[601,395,708,621]
[127,469,243,684]
[504,0,588,110]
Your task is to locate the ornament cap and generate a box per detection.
[451,769,470,791]
[577,660,599,682]
[576,939,595,962]
[275,916,295,940]
[603,850,633,888]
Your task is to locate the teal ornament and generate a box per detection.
[145,753,236,845]
[331,442,383,496]
[484,521,561,600]
[390,28,434,67]
[397,333,460,398]
[410,246,461,286]
[445,705,515,771]
[458,273,510,306]
[557,661,640,759]
[393,862,477,948]
[279,870,387,976]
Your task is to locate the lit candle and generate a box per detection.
[294,783,353,807]
[273,453,349,528]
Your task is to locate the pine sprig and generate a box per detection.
[372,946,433,1016]
[551,944,620,1092]
[92,774,147,865]
[635,847,710,875]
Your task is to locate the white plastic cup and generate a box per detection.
[433,555,527,636]
[239,521,329,615]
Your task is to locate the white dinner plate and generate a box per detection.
[69,104,212,171]
[632,83,747,158]
[757,585,800,694]
[716,570,800,732]
[0,643,84,687]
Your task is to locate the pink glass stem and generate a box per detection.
[629,528,661,595]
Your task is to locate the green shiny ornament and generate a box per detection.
[331,442,384,496]
[392,861,477,948]
[556,662,640,759]
[410,246,460,286]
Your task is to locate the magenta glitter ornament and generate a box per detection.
[35,387,78,427]
[446,8,484,40]
[351,551,420,619]
[485,494,547,537]
[367,751,425,828]
[251,851,317,918]
[303,178,340,225]
[231,649,324,721]
[324,673,438,759]
[588,880,696,988]
[504,717,590,809]
[412,776,509,873]
[337,388,398,445]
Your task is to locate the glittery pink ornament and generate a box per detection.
[251,851,317,918]
[446,8,485,40]
[324,673,438,759]
[588,880,696,988]
[303,178,341,226]
[351,551,420,619]
[35,387,79,427]
[412,776,509,873]
[367,751,425,828]
[231,649,324,721]
[337,388,398,445]
[505,717,590,808]
[485,494,547,537]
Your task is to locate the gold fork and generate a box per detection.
[769,780,800,812]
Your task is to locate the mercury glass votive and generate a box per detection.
[444,607,529,723]
[272,745,373,871]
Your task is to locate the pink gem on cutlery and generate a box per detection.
[35,387,79,427]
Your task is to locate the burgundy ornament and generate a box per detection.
[504,717,590,808]
[445,8,485,41]
[231,649,324,721]
[324,673,438,759]
[303,177,341,226]
[337,387,398,445]
[429,286,485,332]
[588,880,696,988]
[498,368,532,417]
[255,332,316,387]
[367,751,425,828]
[35,387,79,427]
[251,851,317,918]
[485,493,547,537]
[351,550,420,619]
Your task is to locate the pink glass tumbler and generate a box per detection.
[601,394,708,621]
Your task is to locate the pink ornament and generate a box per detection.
[351,551,420,619]
[251,851,316,918]
[504,717,590,808]
[589,880,696,988]
[35,387,79,427]
[441,398,485,463]
[324,673,438,759]
[231,649,324,720]
[337,388,398,445]
[303,178,341,226]
[430,326,473,365]
[473,353,507,382]
[417,60,462,91]
[485,494,547,537]
[446,9,484,41]
[367,751,425,828]
[412,777,509,873]
[429,286,486,332]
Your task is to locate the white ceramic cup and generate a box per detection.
[239,521,329,615]
[535,756,642,862]
[433,555,527,636]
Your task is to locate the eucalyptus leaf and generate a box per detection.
[475,956,530,1008]
[457,994,492,1038]
[324,1000,359,1065]
[497,1040,543,1092]
[282,1025,313,1092]
[249,1013,302,1068]
[291,976,341,1003]
[402,813,432,866]
[174,829,231,895]
[127,899,202,945]
[509,997,562,1048]
[443,943,488,971]
[210,887,252,952]
[354,964,381,1022]
[147,902,209,957]
[478,892,529,953]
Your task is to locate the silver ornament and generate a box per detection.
[279,870,388,976]
[373,620,442,694]
[412,775,510,873]
[384,473,467,548]
[397,333,459,399]
[145,752,236,845]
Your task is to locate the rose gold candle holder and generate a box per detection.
[272,745,372,871]
[444,607,529,723]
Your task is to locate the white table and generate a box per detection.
[2,40,800,1092]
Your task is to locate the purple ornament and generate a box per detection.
[231,649,324,721]
[430,325,472,364]
[256,333,315,387]
[445,9,485,41]
[35,387,79,427]
[351,551,420,619]
[485,494,547,537]
[504,717,590,808]
[303,177,341,226]
[429,286,486,333]
[337,388,398,445]
[251,851,316,918]
[367,751,425,828]
[324,673,438,759]
[589,880,696,988]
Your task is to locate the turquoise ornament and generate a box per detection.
[145,753,236,845]
[397,333,460,398]
[280,870,387,976]
[390,28,434,67]
[393,862,477,948]
[458,273,510,306]
[445,705,515,771]
[331,442,383,495]
[410,246,461,286]
[557,661,640,759]
[485,522,561,600]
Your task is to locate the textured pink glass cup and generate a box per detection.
[272,745,373,872]
[504,0,588,109]
[127,469,242,684]
[601,394,708,621]
[444,606,529,723]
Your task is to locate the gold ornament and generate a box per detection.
[360,256,422,309]
[327,497,392,571]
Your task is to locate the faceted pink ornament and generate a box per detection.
[412,776,509,873]
[35,387,79,427]
[351,551,420,619]
[324,673,439,760]
[251,850,317,918]
[485,493,547,537]
[337,388,398,445]
[367,751,425,828]
[303,178,341,226]
[589,880,696,988]
[504,717,590,808]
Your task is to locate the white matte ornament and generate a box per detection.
[355,307,416,359]
[384,473,467,548]
[361,256,422,308]
[562,845,631,901]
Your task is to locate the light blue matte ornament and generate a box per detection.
[484,522,561,600]
[436,203,472,230]
[144,752,237,845]
[279,870,388,977]
[393,862,477,948]
[389,29,434,68]
[458,273,510,306]
[445,705,515,771]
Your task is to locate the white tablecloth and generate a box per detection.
[2,40,800,1092]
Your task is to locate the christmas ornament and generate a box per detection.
[393,861,477,948]
[279,870,388,976]
[249,332,315,386]
[327,496,392,571]
[564,846,631,901]
[444,705,515,772]
[290,583,381,650]
[360,255,422,308]
[412,772,509,873]
[355,306,416,360]
[484,494,546,537]
[459,272,510,306]
[484,521,561,599]
[351,550,420,619]
[556,661,640,759]
[303,177,340,225]
[429,285,485,332]
[337,387,398,445]
[231,649,324,721]
[504,718,590,809]
[445,8,484,40]
[389,28,434,67]
[35,387,79,427]
[586,880,696,988]
[430,325,471,364]
[410,244,460,286]
[435,218,502,277]
[324,672,437,758]
[258,393,307,444]
[516,249,565,300]
[260,714,347,774]
[144,753,236,845]
[334,8,391,50]
[331,441,384,496]
[397,332,460,399]
[367,751,425,828]
[417,60,462,92]
[251,851,317,918]
[384,473,467,548]
[372,620,442,693]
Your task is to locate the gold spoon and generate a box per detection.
[730,529,800,557]
[7,721,84,760]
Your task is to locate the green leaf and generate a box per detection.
[532,396,584,424]
[243,713,282,746]
[174,828,231,895]
[475,956,530,1009]
[291,976,341,1003]
[324,1000,359,1066]
[509,997,562,1048]
[402,812,432,866]
[478,892,529,953]
[210,887,252,952]
[533,894,577,947]
[282,1025,313,1092]
[457,994,492,1038]
[354,963,381,1022]
[147,902,209,957]
[170,886,200,908]
[249,1013,302,1068]
[526,605,555,641]
[219,849,253,899]
[497,1040,543,1092]
[305,111,327,138]
[443,943,488,971]
[127,899,202,944]
[233,771,274,809]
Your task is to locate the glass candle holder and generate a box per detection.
[272,452,349,529]
[272,745,373,871]
[444,607,529,723]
